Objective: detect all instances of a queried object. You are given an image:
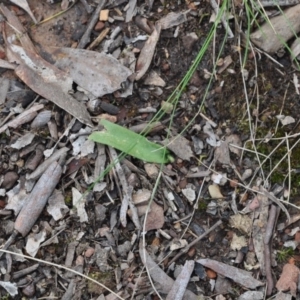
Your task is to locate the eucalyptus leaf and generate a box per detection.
[89,119,173,164]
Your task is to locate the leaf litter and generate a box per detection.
[0,0,300,298]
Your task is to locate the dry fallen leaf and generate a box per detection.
[139,248,198,300]
[45,47,132,97]
[197,258,264,289]
[47,190,70,221]
[72,188,88,223]
[129,201,164,231]
[9,0,37,24]
[6,43,93,126]
[163,135,194,161]
[230,233,247,250]
[276,263,300,297]
[208,184,224,199]
[135,23,161,80]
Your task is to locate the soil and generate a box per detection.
[1,0,300,299]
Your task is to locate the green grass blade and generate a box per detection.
[89,119,173,164]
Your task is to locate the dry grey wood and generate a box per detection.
[15,161,62,237]
[65,241,79,268]
[108,147,141,230]
[12,264,39,279]
[263,189,291,224]
[258,0,300,6]
[250,4,300,53]
[61,279,76,300]
[77,0,106,49]
[135,23,161,81]
[0,104,44,133]
[291,38,300,61]
[0,4,37,53]
[197,258,264,289]
[264,205,277,295]
[26,147,69,180]
[168,219,223,266]
[166,260,195,300]
[210,0,234,38]
[139,247,199,300]
[264,204,277,244]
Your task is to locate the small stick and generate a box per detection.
[264,204,277,244]
[77,0,106,49]
[167,219,223,266]
[108,147,141,230]
[264,205,277,295]
[263,190,291,224]
[210,0,234,39]
[87,28,110,50]
[264,243,274,295]
[13,263,39,280]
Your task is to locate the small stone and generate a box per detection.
[99,10,109,21]
[179,178,187,189]
[295,231,300,243]
[94,21,105,31]
[0,50,5,59]
[22,282,35,297]
[1,171,19,189]
[190,71,202,87]
[144,163,159,178]
[188,247,196,257]
[206,268,217,279]
[182,32,198,54]
[85,248,95,258]
[230,179,239,188]
[76,255,84,266]
[161,61,170,72]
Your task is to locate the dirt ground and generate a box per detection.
[1,0,300,299]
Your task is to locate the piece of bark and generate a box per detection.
[135,23,161,80]
[250,4,300,53]
[139,247,198,300]
[77,0,106,49]
[6,44,92,126]
[0,4,37,53]
[15,161,62,237]
[0,104,44,134]
[166,260,195,300]
[276,263,300,297]
[108,147,140,230]
[197,258,264,289]
[26,147,69,180]
[291,38,300,61]
[252,190,269,276]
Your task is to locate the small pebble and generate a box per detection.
[206,268,217,279]
[1,171,19,189]
[94,21,105,31]
[85,248,95,258]
[76,255,84,266]
[22,282,35,297]
[230,179,239,188]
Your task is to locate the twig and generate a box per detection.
[264,204,277,244]
[263,190,291,224]
[77,0,106,49]
[264,204,277,296]
[209,0,234,38]
[167,219,223,266]
[13,264,39,279]
[87,27,110,50]
[0,249,125,300]
[108,147,141,230]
